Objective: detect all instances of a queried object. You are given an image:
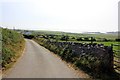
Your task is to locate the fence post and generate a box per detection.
[111,44,113,48]
[91,37,93,44]
[109,45,114,72]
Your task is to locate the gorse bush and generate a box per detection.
[2,28,25,69]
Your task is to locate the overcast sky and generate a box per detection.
[0,0,119,33]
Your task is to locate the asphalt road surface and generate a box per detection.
[3,39,89,78]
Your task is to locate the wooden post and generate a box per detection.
[111,44,113,48]
[91,37,93,44]
[109,46,114,72]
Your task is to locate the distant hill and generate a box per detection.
[82,32,102,34]
[13,29,118,40]
[106,31,119,34]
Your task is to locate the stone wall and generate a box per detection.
[35,38,114,74]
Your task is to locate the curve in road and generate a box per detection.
[3,39,89,78]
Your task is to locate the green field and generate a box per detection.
[17,29,120,54]
[18,29,118,40]
[34,30,120,56]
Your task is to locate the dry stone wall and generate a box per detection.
[35,38,114,74]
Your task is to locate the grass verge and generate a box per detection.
[1,28,25,73]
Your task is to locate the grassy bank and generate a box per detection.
[1,28,25,71]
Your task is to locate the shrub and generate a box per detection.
[115,38,120,42]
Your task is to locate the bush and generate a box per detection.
[60,35,69,41]
[2,48,15,67]
[115,38,120,42]
[76,37,83,41]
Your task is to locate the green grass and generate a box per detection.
[81,33,118,40]
[95,41,119,51]
[2,28,25,71]
[95,42,119,46]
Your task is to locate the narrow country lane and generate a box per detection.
[3,39,89,78]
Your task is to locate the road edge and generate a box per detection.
[2,39,26,78]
